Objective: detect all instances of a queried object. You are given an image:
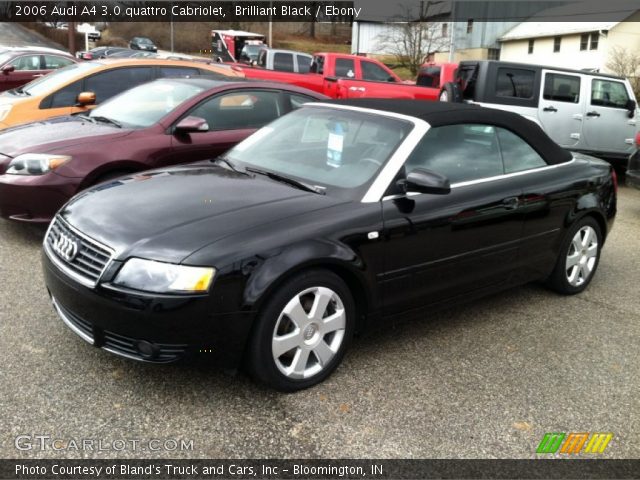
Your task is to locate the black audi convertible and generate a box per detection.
[42,99,617,391]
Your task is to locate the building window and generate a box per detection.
[553,36,561,52]
[488,48,500,60]
[467,19,473,34]
[528,39,534,54]
[590,32,599,50]
[442,23,448,37]
[580,33,589,51]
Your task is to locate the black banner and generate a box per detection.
[3,459,640,479]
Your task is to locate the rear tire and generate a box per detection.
[439,82,462,103]
[247,269,355,392]
[545,217,602,295]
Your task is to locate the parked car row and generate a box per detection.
[0,58,242,129]
[0,44,622,391]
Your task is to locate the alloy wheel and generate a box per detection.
[271,286,346,379]
[565,225,599,287]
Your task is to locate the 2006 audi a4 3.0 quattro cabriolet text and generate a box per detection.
[42,100,617,391]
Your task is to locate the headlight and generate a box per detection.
[0,104,12,122]
[6,153,71,175]
[113,258,215,294]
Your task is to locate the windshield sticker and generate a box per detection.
[327,122,345,168]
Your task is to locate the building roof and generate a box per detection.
[323,99,572,164]
[500,21,618,41]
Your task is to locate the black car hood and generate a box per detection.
[60,163,341,264]
[0,116,129,158]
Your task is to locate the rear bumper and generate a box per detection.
[42,250,256,368]
[0,172,78,223]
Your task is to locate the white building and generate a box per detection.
[499,10,640,73]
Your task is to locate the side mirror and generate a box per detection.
[76,91,96,106]
[387,76,396,82]
[1,65,15,75]
[174,116,209,133]
[399,168,451,195]
[626,99,636,118]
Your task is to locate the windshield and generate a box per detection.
[22,62,96,96]
[226,107,413,195]
[138,38,153,45]
[88,80,204,128]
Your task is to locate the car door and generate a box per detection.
[2,54,45,90]
[169,89,285,163]
[538,70,583,148]
[381,124,524,315]
[581,77,637,156]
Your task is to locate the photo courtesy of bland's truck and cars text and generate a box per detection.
[0,0,639,479]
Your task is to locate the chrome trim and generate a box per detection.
[381,156,578,201]
[449,158,576,189]
[52,296,94,345]
[102,346,151,363]
[304,103,431,203]
[43,216,114,289]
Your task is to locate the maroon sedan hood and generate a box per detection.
[0,116,132,158]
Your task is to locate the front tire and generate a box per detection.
[546,217,602,295]
[247,270,355,391]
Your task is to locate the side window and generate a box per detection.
[158,67,199,78]
[416,66,441,88]
[85,67,153,103]
[43,55,74,69]
[46,79,83,108]
[188,90,281,131]
[543,73,580,103]
[495,67,535,99]
[310,55,324,74]
[10,55,41,71]
[287,93,316,110]
[591,79,629,109]
[296,55,312,73]
[257,50,267,68]
[273,53,294,72]
[406,124,503,184]
[335,58,355,78]
[361,60,393,82]
[497,128,547,173]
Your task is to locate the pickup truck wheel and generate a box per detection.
[439,82,462,103]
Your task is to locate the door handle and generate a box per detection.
[543,106,557,112]
[586,111,601,117]
[503,197,519,210]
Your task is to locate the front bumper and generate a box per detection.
[43,251,256,368]
[0,173,78,223]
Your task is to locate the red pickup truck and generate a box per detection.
[236,52,455,101]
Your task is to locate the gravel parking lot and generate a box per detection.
[0,186,638,459]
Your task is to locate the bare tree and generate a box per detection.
[606,45,640,100]
[376,2,449,77]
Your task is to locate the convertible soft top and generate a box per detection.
[326,99,573,165]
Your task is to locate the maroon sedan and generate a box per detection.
[0,47,77,92]
[0,78,326,223]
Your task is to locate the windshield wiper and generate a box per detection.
[213,156,248,175]
[76,114,96,123]
[246,167,325,195]
[91,116,122,128]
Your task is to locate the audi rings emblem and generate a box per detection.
[53,233,80,262]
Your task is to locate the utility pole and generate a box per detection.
[68,21,76,55]
[448,0,456,62]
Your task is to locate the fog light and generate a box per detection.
[137,340,157,359]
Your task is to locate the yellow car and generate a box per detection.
[0,58,243,129]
